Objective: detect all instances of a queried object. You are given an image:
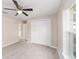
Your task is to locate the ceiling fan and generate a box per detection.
[4,0,33,16]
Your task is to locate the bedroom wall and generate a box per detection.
[2,16,21,47]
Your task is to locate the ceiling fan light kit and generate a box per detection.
[17,10,22,14]
[3,0,33,16]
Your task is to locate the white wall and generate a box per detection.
[56,0,75,59]
[2,16,21,47]
[27,16,57,47]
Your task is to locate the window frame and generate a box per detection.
[63,3,76,59]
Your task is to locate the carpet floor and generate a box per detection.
[3,42,60,59]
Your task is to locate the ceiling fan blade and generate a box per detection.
[2,11,8,14]
[23,8,33,11]
[15,13,18,16]
[12,0,19,9]
[22,12,28,16]
[4,8,16,11]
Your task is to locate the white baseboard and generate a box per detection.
[27,42,57,48]
[57,49,61,59]
[62,53,68,59]
[2,40,19,48]
[57,48,64,59]
[49,45,57,49]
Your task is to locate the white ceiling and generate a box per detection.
[2,0,61,20]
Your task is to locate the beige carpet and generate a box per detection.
[2,42,60,59]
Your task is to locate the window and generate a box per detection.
[68,4,76,59]
[63,4,76,59]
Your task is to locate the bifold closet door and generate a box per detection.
[31,19,51,46]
